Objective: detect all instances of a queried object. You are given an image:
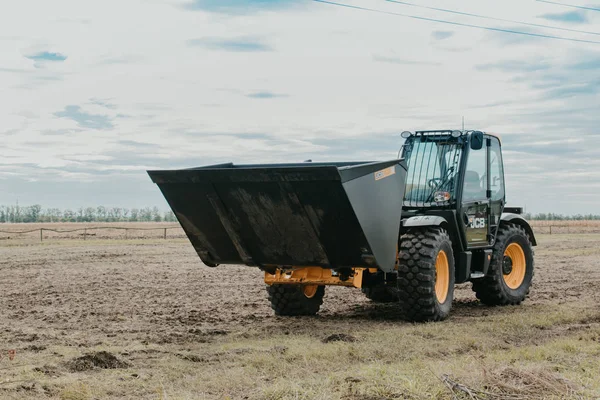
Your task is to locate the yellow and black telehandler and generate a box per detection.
[148,130,535,321]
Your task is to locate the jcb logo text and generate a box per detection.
[469,217,486,229]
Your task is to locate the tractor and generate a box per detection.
[148,130,535,322]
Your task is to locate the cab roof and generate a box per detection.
[412,130,501,144]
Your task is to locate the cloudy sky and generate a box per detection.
[1,0,599,214]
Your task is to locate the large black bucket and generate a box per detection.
[148,160,407,273]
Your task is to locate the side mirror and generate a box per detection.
[471,131,484,150]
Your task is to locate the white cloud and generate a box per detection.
[0,0,599,213]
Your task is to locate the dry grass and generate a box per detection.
[2,305,599,399]
[1,228,600,399]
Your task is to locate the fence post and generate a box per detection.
[84,228,87,240]
[164,228,167,240]
[125,229,128,240]
[40,228,43,242]
[549,226,552,235]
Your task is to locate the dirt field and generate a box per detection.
[1,224,600,399]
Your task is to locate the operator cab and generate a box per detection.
[400,130,505,250]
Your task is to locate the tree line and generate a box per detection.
[0,205,177,223]
[523,213,600,221]
[2,204,599,224]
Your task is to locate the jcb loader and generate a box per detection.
[148,130,535,321]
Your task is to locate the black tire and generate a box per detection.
[266,285,325,316]
[397,227,455,322]
[472,223,534,306]
[362,285,398,303]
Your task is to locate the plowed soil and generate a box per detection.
[1,226,600,399]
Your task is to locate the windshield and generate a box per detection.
[401,135,463,207]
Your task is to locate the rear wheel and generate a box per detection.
[362,285,398,303]
[472,223,534,305]
[266,284,325,316]
[397,227,455,322]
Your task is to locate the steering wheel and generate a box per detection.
[428,178,442,188]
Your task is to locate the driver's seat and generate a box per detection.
[463,171,484,200]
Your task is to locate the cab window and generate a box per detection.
[489,138,505,201]
[463,146,486,201]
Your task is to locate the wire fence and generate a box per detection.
[1,223,599,243]
[531,225,600,235]
[528,220,600,235]
[0,226,186,242]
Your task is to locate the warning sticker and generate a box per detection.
[374,165,396,181]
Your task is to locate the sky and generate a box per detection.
[1,0,599,214]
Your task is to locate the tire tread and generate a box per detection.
[397,227,454,322]
[472,223,535,306]
[266,285,324,316]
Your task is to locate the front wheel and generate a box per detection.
[472,223,534,305]
[266,285,325,316]
[397,227,455,322]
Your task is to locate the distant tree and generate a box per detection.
[47,208,62,222]
[152,207,162,222]
[63,209,76,222]
[163,211,176,222]
[111,207,123,221]
[84,207,96,222]
[14,204,21,223]
[77,207,85,222]
[107,208,115,222]
[96,206,107,221]
[140,207,153,222]
[24,205,42,222]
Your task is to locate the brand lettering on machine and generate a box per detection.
[374,166,395,181]
[469,217,486,229]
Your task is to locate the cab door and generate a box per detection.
[487,137,506,242]
[460,135,506,248]
[461,140,490,248]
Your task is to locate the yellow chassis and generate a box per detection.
[264,267,379,289]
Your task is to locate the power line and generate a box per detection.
[536,0,600,12]
[313,0,600,45]
[387,0,600,36]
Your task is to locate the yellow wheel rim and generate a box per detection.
[303,285,318,298]
[503,243,526,289]
[435,250,450,303]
